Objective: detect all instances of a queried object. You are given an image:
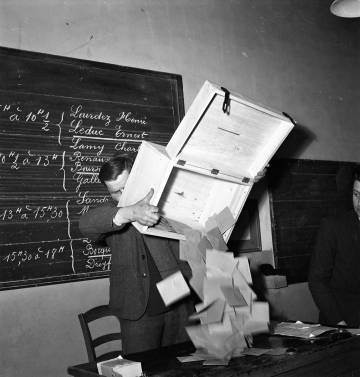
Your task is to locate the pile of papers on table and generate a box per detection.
[273,321,354,338]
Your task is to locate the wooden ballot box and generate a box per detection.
[119,81,294,240]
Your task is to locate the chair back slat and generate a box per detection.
[78,304,122,362]
[93,333,122,348]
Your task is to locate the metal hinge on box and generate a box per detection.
[208,168,251,183]
[176,159,251,184]
[177,160,220,175]
[177,159,186,166]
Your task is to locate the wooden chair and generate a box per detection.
[78,304,122,362]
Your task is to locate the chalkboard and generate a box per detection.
[268,158,358,283]
[0,47,184,290]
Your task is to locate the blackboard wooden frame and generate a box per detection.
[0,46,185,290]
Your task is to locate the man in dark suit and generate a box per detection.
[308,166,360,327]
[79,155,194,354]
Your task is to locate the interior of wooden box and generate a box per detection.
[176,93,291,179]
[152,166,251,234]
[120,141,172,208]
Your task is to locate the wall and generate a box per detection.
[0,279,109,376]
[0,1,359,376]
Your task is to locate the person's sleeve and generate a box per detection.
[79,204,123,241]
[308,218,343,325]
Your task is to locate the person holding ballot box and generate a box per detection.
[79,154,194,354]
[309,166,360,328]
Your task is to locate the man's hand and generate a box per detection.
[113,189,160,226]
[130,189,160,225]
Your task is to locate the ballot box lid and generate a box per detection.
[166,81,294,182]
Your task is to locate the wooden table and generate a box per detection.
[68,333,360,377]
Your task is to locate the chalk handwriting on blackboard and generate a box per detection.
[0,101,158,276]
[0,47,184,289]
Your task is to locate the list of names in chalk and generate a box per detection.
[0,92,174,283]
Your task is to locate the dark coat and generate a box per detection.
[79,201,192,320]
[308,210,360,327]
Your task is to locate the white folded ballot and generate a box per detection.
[156,270,191,306]
[97,356,142,377]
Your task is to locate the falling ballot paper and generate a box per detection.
[156,270,191,306]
